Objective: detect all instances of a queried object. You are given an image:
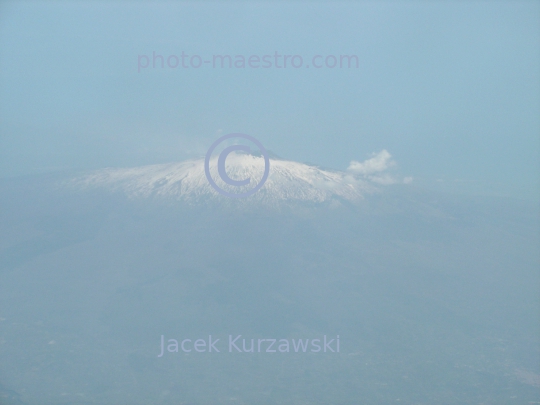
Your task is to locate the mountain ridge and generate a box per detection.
[66,152,396,207]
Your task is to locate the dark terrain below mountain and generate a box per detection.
[0,172,538,404]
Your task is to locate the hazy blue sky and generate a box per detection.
[0,1,539,200]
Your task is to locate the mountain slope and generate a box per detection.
[68,153,383,206]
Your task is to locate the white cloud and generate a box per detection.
[346,150,411,187]
[347,150,395,175]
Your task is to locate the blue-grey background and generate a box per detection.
[0,2,539,405]
[0,1,539,200]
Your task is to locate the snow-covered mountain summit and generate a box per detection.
[69,151,404,206]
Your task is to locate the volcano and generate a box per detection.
[68,152,381,206]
